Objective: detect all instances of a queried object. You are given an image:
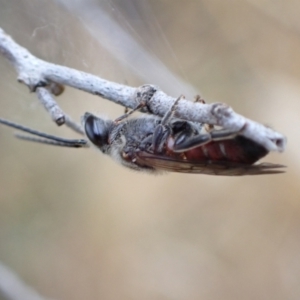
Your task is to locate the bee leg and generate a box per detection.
[147,95,184,153]
[173,128,242,152]
[194,94,205,104]
[114,102,147,123]
[161,95,184,125]
[194,95,214,132]
[152,124,172,153]
[115,86,165,123]
[139,135,153,151]
[209,129,241,141]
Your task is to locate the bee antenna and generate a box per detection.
[0,117,88,148]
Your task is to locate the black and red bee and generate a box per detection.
[0,98,285,176]
[83,100,284,176]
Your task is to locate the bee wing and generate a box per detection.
[135,152,286,176]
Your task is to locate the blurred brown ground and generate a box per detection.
[0,1,299,299]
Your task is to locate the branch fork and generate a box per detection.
[0,28,286,152]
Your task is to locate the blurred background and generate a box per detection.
[0,0,299,299]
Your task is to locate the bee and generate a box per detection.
[0,98,285,176]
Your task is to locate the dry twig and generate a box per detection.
[0,28,286,152]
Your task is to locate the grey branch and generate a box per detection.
[35,87,65,125]
[0,28,286,152]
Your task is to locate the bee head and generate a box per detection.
[83,113,112,152]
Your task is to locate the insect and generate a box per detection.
[83,97,284,176]
[0,96,284,176]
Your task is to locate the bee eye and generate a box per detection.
[84,114,108,148]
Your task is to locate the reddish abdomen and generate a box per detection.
[184,136,268,164]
